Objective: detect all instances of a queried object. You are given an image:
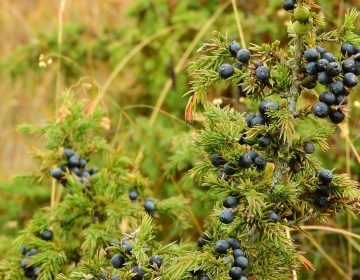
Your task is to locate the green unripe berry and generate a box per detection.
[293,21,311,35]
[294,6,311,23]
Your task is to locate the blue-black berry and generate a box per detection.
[316,46,326,56]
[304,48,318,62]
[342,59,356,73]
[238,153,253,168]
[329,109,345,124]
[131,265,145,280]
[329,80,345,95]
[199,275,210,280]
[254,156,266,170]
[219,209,235,224]
[317,184,332,196]
[245,113,256,127]
[215,240,230,254]
[250,116,266,127]
[316,59,329,72]
[318,72,330,85]
[334,95,348,106]
[211,154,226,167]
[318,169,333,183]
[234,256,249,269]
[227,238,241,249]
[326,62,341,77]
[68,154,80,167]
[229,42,241,57]
[219,64,234,79]
[259,100,279,115]
[223,197,239,208]
[343,72,358,88]
[111,275,120,280]
[255,66,270,81]
[40,229,53,241]
[319,92,335,106]
[258,135,271,147]
[122,239,132,254]
[341,42,357,56]
[237,49,251,63]
[144,198,156,212]
[150,255,163,268]
[313,102,329,118]
[129,190,139,200]
[305,62,318,75]
[283,0,296,11]
[111,254,125,268]
[303,142,315,154]
[267,212,279,223]
[247,150,258,161]
[223,162,237,175]
[233,249,244,258]
[229,267,243,279]
[63,148,74,159]
[51,168,63,180]
[322,52,336,63]
[314,196,328,207]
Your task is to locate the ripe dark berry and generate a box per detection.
[319,92,335,106]
[317,184,332,196]
[254,156,266,170]
[326,62,341,77]
[245,113,256,127]
[111,254,125,268]
[305,62,318,75]
[144,198,156,212]
[303,142,315,154]
[250,116,266,127]
[131,265,145,280]
[304,48,318,62]
[122,239,132,254]
[71,167,81,176]
[129,190,139,200]
[253,60,264,67]
[233,249,244,258]
[329,109,345,124]
[68,154,80,167]
[329,81,345,95]
[150,255,163,268]
[21,245,27,256]
[219,209,235,224]
[223,197,239,208]
[313,102,329,118]
[25,248,38,257]
[199,275,210,280]
[234,256,249,269]
[89,166,99,175]
[51,168,63,180]
[229,267,243,279]
[314,196,328,207]
[316,59,329,72]
[219,64,234,79]
[238,153,253,168]
[247,150,258,161]
[294,6,310,22]
[99,271,107,280]
[258,135,271,147]
[267,212,279,223]
[40,229,53,241]
[240,277,248,280]
[318,169,333,183]
[227,238,241,249]
[215,240,230,254]
[283,0,296,11]
[223,162,237,175]
[341,42,357,56]
[259,100,279,115]
[316,46,326,56]
[354,60,360,75]
[197,236,206,247]
[79,159,87,168]
[322,52,336,63]
[20,258,28,269]
[343,72,358,88]
[233,62,243,70]
[111,275,120,280]
[255,66,270,81]
[229,42,241,57]
[342,59,356,73]
[211,154,226,167]
[237,49,251,63]
[63,148,74,159]
[318,72,330,85]
[334,95,348,106]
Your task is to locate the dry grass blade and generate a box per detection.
[231,0,246,47]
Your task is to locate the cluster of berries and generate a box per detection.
[217,42,270,82]
[314,169,333,208]
[283,1,312,35]
[50,148,98,186]
[215,238,249,280]
[306,43,359,124]
[128,189,156,214]
[109,239,163,280]
[20,230,53,279]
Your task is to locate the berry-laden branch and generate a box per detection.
[184,1,360,279]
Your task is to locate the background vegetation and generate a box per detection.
[0,0,359,279]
